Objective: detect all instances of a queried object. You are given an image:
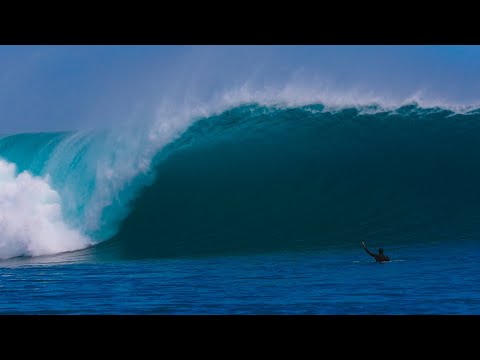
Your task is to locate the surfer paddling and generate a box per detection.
[361,242,390,262]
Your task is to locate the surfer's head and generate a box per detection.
[378,248,384,254]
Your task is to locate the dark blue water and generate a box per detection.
[1,240,479,314]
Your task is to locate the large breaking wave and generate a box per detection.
[2,99,480,260]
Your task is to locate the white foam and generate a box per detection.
[0,158,92,259]
[215,82,480,114]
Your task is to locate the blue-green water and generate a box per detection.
[1,103,480,314]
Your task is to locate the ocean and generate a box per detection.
[1,103,479,314]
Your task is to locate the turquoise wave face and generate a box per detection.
[2,104,480,259]
[0,127,158,249]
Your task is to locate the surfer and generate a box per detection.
[361,242,390,262]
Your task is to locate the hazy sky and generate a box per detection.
[1,45,480,133]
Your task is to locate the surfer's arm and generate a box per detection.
[361,242,375,257]
[363,247,376,257]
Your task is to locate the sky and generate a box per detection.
[1,45,480,133]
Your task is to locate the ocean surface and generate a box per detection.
[1,103,480,314]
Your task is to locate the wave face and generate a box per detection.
[2,103,480,259]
